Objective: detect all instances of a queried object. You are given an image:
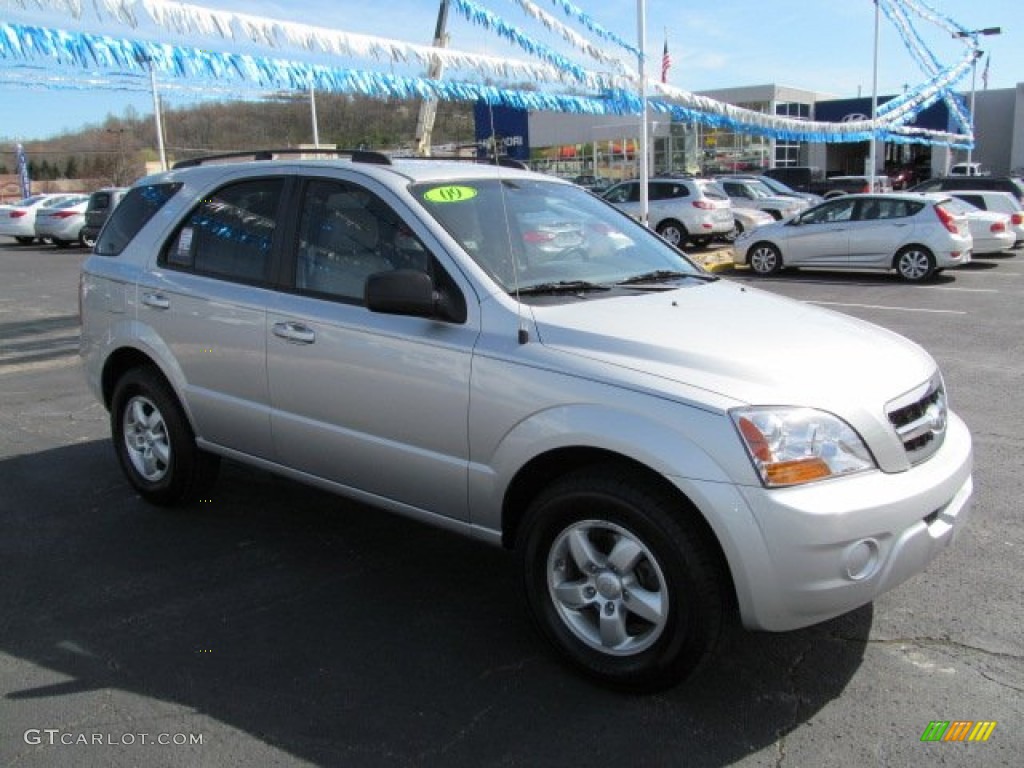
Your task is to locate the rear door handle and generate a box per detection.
[142,292,170,310]
[272,321,316,345]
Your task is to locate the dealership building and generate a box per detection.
[474,82,1024,181]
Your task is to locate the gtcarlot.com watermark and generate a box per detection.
[24,729,203,747]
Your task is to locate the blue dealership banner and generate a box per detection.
[474,103,530,162]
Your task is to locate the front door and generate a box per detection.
[265,176,480,521]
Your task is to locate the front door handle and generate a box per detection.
[142,292,170,310]
[272,321,316,345]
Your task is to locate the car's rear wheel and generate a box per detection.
[748,242,783,275]
[518,467,724,692]
[111,367,220,506]
[894,246,935,282]
[656,220,687,247]
[80,231,97,248]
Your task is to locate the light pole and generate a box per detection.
[953,26,1001,166]
[106,128,126,185]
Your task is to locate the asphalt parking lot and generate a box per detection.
[1,240,1021,767]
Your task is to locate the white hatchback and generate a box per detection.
[735,193,972,281]
[940,197,1014,254]
[601,178,733,248]
[946,189,1024,247]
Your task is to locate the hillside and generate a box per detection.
[0,92,476,190]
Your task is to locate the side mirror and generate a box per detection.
[365,269,465,323]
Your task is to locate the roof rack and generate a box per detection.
[171,148,391,169]
[171,148,529,172]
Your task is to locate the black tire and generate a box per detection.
[111,367,220,506]
[14,236,34,245]
[81,231,97,249]
[894,246,936,282]
[656,220,687,247]
[747,242,783,275]
[722,221,743,244]
[518,466,724,692]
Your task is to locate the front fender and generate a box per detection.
[467,398,749,537]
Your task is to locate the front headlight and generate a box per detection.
[731,407,877,487]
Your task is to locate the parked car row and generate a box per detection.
[0,187,128,248]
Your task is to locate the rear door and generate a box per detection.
[143,175,288,460]
[847,197,921,267]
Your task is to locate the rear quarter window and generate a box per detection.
[94,183,183,256]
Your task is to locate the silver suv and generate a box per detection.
[81,152,973,692]
[600,177,734,247]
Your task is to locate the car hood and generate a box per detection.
[531,279,934,413]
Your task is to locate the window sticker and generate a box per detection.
[423,186,478,203]
[170,226,194,266]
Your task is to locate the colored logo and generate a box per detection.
[920,721,997,742]
[423,186,478,203]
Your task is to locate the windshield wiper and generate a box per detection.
[515,280,611,296]
[616,270,718,285]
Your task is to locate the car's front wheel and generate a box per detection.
[518,467,724,692]
[894,246,936,282]
[111,367,220,506]
[748,242,783,275]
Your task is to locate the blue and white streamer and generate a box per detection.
[0,0,983,147]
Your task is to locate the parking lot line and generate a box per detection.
[928,286,999,293]
[809,301,967,315]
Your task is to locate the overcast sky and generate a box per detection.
[0,0,1019,141]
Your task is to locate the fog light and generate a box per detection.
[844,539,879,581]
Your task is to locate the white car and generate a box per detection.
[34,195,90,248]
[0,193,81,244]
[946,189,1024,246]
[735,193,972,281]
[950,162,989,177]
[711,178,808,221]
[723,206,774,243]
[939,198,1014,254]
[601,178,733,248]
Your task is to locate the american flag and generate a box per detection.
[661,37,671,84]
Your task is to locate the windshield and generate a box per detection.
[412,178,704,293]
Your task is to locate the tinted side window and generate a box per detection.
[162,178,283,284]
[293,179,395,302]
[803,199,855,224]
[95,183,183,256]
[293,179,467,319]
[89,193,111,211]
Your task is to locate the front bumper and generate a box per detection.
[676,412,973,632]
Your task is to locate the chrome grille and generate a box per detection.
[887,378,946,464]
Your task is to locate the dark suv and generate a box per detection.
[910,176,1024,204]
[80,187,128,248]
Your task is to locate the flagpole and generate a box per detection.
[637,0,649,229]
